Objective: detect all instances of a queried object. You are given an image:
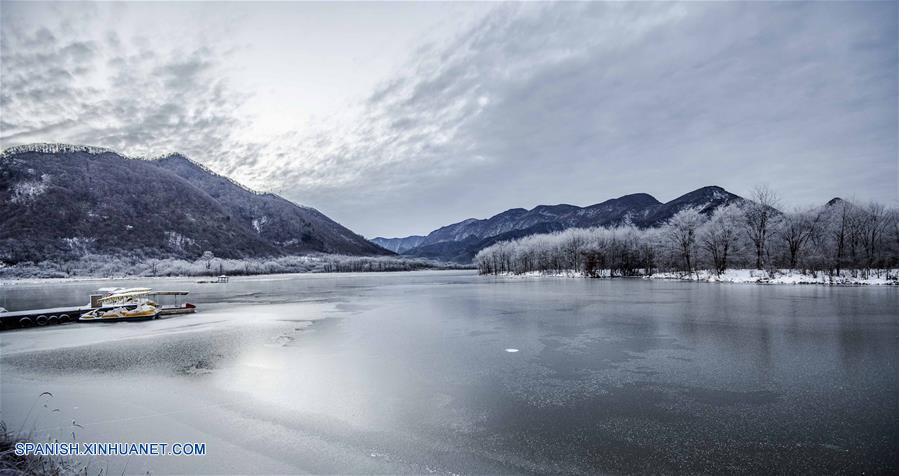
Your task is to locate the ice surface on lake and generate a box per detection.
[1,271,897,474]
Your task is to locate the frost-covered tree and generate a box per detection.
[200,250,215,270]
[822,199,852,273]
[858,202,891,270]
[777,208,819,269]
[664,209,706,273]
[473,192,897,279]
[699,204,742,274]
[742,186,780,269]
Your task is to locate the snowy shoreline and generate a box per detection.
[0,269,474,286]
[0,255,467,284]
[494,269,899,286]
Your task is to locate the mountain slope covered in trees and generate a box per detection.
[381,186,743,263]
[0,144,390,264]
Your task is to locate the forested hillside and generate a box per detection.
[152,154,388,256]
[0,144,391,264]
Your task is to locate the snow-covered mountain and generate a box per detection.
[0,144,392,263]
[376,186,743,263]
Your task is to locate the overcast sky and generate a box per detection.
[2,1,896,238]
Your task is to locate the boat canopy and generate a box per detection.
[98,287,151,294]
[99,290,152,302]
[116,287,152,294]
[98,289,189,302]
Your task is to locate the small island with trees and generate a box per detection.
[475,187,898,285]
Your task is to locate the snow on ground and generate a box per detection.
[498,269,899,285]
[0,275,170,286]
[10,174,51,203]
[649,269,898,285]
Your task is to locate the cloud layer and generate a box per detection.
[1,3,248,164]
[2,2,896,237]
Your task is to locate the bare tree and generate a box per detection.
[200,250,215,271]
[700,204,742,274]
[859,202,891,270]
[824,199,851,274]
[892,208,899,251]
[843,202,867,271]
[778,208,819,269]
[665,209,706,273]
[562,232,587,273]
[742,185,780,269]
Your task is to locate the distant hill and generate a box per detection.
[402,222,567,264]
[370,235,426,254]
[377,186,743,263]
[0,143,391,263]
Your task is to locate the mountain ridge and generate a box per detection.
[370,235,427,253]
[0,144,391,263]
[378,186,743,263]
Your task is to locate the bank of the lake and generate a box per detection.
[0,254,467,281]
[493,268,898,285]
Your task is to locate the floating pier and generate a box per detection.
[0,289,196,330]
[0,305,92,329]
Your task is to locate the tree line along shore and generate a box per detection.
[0,253,462,280]
[476,187,899,284]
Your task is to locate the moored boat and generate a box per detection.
[1,287,197,329]
[79,303,160,322]
[149,291,197,316]
[79,290,159,322]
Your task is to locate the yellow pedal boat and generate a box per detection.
[79,290,160,322]
[79,304,160,322]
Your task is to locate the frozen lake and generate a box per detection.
[1,270,897,474]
